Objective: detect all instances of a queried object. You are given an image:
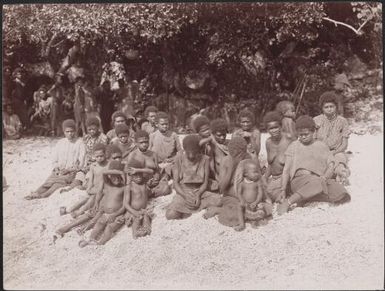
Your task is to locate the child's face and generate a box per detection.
[148,112,157,124]
[266,121,281,139]
[64,127,75,140]
[114,116,126,127]
[131,172,144,184]
[297,128,314,145]
[118,133,129,144]
[284,105,296,119]
[111,152,123,162]
[198,125,211,138]
[87,125,99,137]
[136,136,149,152]
[244,163,260,182]
[108,174,123,186]
[322,102,337,117]
[240,117,252,131]
[94,150,106,164]
[185,149,200,162]
[157,118,169,133]
[213,131,226,144]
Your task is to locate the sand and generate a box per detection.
[3,133,384,290]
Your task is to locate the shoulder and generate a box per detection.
[313,140,329,150]
[252,127,261,134]
[336,115,349,125]
[265,137,273,147]
[313,114,325,123]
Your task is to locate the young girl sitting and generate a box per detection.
[25,119,86,200]
[232,109,261,159]
[111,124,137,160]
[277,115,351,215]
[165,134,221,220]
[3,102,22,140]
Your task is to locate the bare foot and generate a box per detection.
[59,207,67,216]
[277,199,290,215]
[78,240,89,248]
[59,187,70,194]
[53,231,64,244]
[203,207,217,219]
[71,210,79,219]
[24,192,39,200]
[76,227,86,236]
[233,224,245,232]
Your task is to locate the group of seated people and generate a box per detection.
[24,90,351,247]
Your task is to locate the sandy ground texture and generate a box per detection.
[3,132,384,290]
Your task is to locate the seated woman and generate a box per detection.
[25,119,86,200]
[165,134,222,220]
[276,115,351,215]
[262,111,294,202]
[204,136,266,230]
[314,91,351,185]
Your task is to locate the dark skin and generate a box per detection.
[123,173,151,238]
[238,116,261,156]
[165,149,210,220]
[277,128,335,215]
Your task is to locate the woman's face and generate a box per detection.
[240,117,252,131]
[64,127,75,140]
[297,128,314,145]
[198,124,211,138]
[87,125,99,137]
[266,121,281,139]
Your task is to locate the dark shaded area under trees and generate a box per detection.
[2,2,382,130]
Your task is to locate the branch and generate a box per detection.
[322,17,369,35]
[43,33,59,58]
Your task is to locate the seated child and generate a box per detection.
[232,109,261,159]
[25,119,86,200]
[106,144,123,162]
[204,159,270,231]
[263,111,293,202]
[123,159,153,239]
[235,159,272,230]
[106,111,135,143]
[55,161,126,246]
[210,118,230,181]
[59,143,109,218]
[111,124,137,160]
[277,115,351,215]
[314,91,351,185]
[165,134,222,220]
[275,100,297,140]
[149,111,181,175]
[126,130,171,198]
[140,105,158,134]
[60,117,108,192]
[3,103,22,140]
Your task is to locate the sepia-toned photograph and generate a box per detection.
[2,2,383,290]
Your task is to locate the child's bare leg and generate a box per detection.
[60,196,89,216]
[142,214,152,236]
[77,211,102,235]
[233,205,245,231]
[39,183,64,198]
[88,215,108,241]
[97,221,124,245]
[71,196,94,218]
[203,206,221,219]
[56,214,91,236]
[131,217,141,239]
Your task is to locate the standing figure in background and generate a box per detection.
[140,105,158,135]
[74,76,87,136]
[275,100,297,140]
[11,68,29,129]
[3,102,22,140]
[96,80,115,132]
[47,73,66,136]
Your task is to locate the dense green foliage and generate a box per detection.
[3,2,382,120]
